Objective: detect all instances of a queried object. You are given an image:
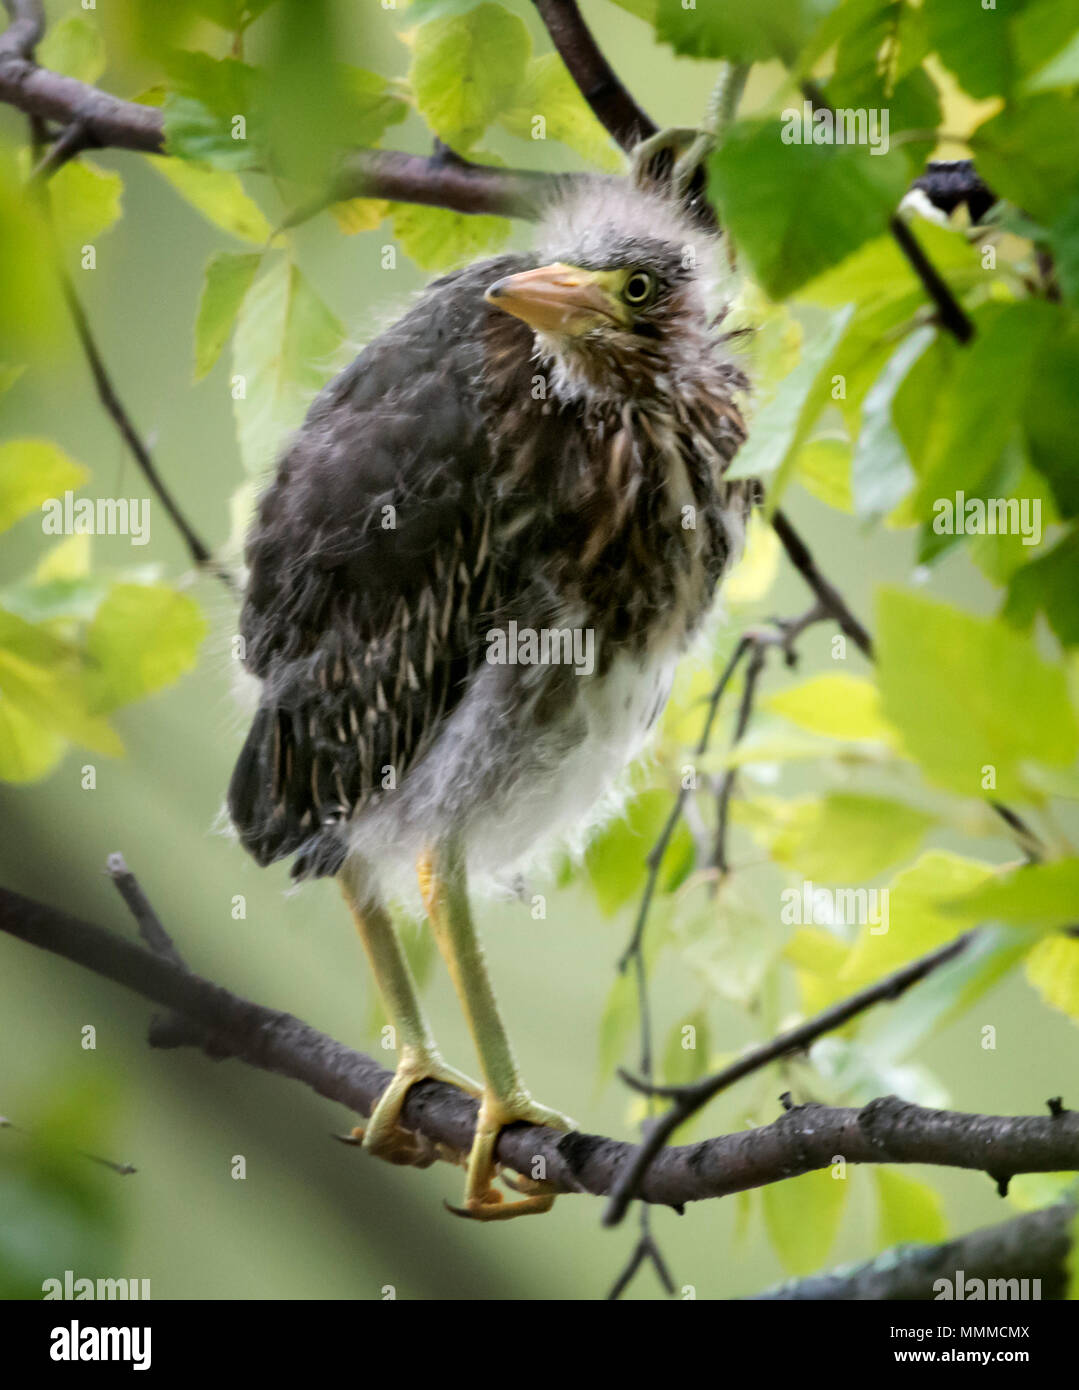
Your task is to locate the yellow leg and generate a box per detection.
[339,861,480,1167]
[418,840,576,1220]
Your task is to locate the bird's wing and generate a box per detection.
[228,254,532,876]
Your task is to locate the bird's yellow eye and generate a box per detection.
[622,271,655,306]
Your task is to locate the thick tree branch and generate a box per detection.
[755,1202,1073,1301]
[3,881,1079,1213]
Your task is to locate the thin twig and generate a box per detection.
[602,930,976,1225]
[55,268,236,591]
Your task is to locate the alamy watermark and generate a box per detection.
[781,880,890,934]
[41,491,151,545]
[486,621,595,677]
[781,101,890,156]
[932,492,1041,546]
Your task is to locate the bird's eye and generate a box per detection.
[622,271,655,306]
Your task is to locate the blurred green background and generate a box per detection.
[2,0,1077,1300]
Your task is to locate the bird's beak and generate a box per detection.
[485,262,618,335]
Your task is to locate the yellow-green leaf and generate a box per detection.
[0,439,88,532]
[50,159,123,249]
[875,1168,947,1247]
[409,3,531,151]
[840,851,996,990]
[877,588,1079,802]
[762,1168,847,1275]
[764,673,893,743]
[499,54,622,171]
[231,259,346,477]
[390,202,511,271]
[149,155,273,244]
[945,859,1079,932]
[0,696,65,783]
[194,250,262,380]
[84,584,206,713]
[770,793,935,883]
[1026,935,1079,1022]
[38,14,106,84]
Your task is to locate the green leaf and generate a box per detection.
[909,302,1058,520]
[1049,191,1079,307]
[49,159,123,249]
[1006,528,1079,647]
[876,588,1079,802]
[84,583,206,713]
[598,968,637,1082]
[585,788,693,917]
[607,0,656,20]
[762,1167,847,1275]
[338,68,410,147]
[409,3,531,151]
[661,1010,711,1087]
[765,673,893,742]
[923,0,1025,99]
[390,202,511,271]
[795,435,852,512]
[769,793,935,882]
[944,858,1079,932]
[726,305,853,495]
[1026,936,1079,1024]
[1023,326,1079,513]
[162,53,261,163]
[824,4,941,175]
[0,365,24,398]
[709,119,908,300]
[840,851,997,990]
[0,143,61,357]
[194,251,263,380]
[262,0,355,183]
[0,439,88,532]
[874,1168,947,1247]
[38,14,106,84]
[0,608,122,759]
[149,156,273,244]
[1006,1172,1077,1212]
[231,258,346,476]
[655,0,834,64]
[0,696,66,782]
[1025,27,1079,90]
[850,325,934,521]
[499,55,622,171]
[971,93,1079,225]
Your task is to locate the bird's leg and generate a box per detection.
[417,840,576,1221]
[339,865,481,1167]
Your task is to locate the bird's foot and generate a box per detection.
[349,1047,481,1169]
[445,1089,576,1222]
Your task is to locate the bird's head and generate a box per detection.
[484,183,719,404]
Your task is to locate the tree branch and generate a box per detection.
[604,930,977,1224]
[530,0,656,152]
[755,1202,1073,1301]
[4,879,1079,1214]
[54,264,236,591]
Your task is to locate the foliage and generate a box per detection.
[1,0,1079,1292]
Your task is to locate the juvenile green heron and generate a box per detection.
[228,176,751,1219]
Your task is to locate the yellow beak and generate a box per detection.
[484,262,617,335]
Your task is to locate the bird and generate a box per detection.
[227,168,753,1220]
